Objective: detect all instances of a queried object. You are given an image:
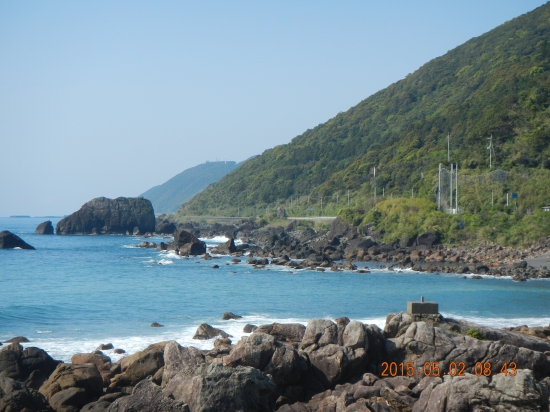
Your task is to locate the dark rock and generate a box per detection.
[276,207,288,219]
[0,377,49,412]
[0,231,35,250]
[330,218,350,239]
[216,238,237,254]
[244,324,258,333]
[415,231,440,247]
[49,387,90,412]
[97,343,114,351]
[39,363,103,401]
[56,197,155,235]
[151,322,164,327]
[513,260,528,269]
[0,343,59,382]
[81,400,112,411]
[4,336,30,343]
[155,221,177,235]
[113,349,125,354]
[255,323,306,343]
[35,220,54,234]
[335,317,350,346]
[222,312,242,320]
[192,323,230,340]
[107,378,188,412]
[174,228,206,256]
[344,237,375,257]
[300,319,338,351]
[163,363,275,412]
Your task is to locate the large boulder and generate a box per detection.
[300,319,338,351]
[174,228,206,255]
[415,231,440,248]
[413,370,549,412]
[163,363,276,412]
[71,352,113,387]
[0,231,35,250]
[107,378,188,412]
[39,363,103,401]
[49,387,90,412]
[344,237,376,257]
[192,324,230,340]
[255,323,306,343]
[55,197,155,235]
[162,342,205,386]
[155,220,177,235]
[0,377,49,412]
[110,345,165,388]
[330,218,350,239]
[35,220,54,234]
[215,238,237,254]
[0,343,58,383]
[385,321,550,381]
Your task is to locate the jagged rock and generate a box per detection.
[163,363,275,412]
[330,218,350,239]
[35,220,54,234]
[110,344,165,387]
[0,377,49,411]
[81,400,112,411]
[49,387,89,412]
[216,238,237,254]
[222,312,242,320]
[107,378,188,412]
[174,228,206,255]
[385,321,550,381]
[300,319,338,351]
[162,342,205,386]
[255,323,306,343]
[344,237,376,257]
[244,324,258,333]
[39,363,103,401]
[155,221,177,235]
[223,333,277,371]
[0,231,35,249]
[0,343,59,382]
[335,317,350,346]
[192,323,230,340]
[56,197,155,235]
[415,231,440,247]
[413,370,548,412]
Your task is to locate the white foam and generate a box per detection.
[441,312,550,329]
[199,236,229,243]
[158,259,174,265]
[36,330,52,334]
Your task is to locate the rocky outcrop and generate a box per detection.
[0,377,49,412]
[107,378,187,412]
[163,363,275,412]
[35,220,54,234]
[0,343,59,385]
[162,342,205,386]
[214,238,237,254]
[110,343,166,388]
[413,370,548,411]
[0,230,35,249]
[56,197,155,235]
[174,228,206,255]
[192,324,230,340]
[222,311,242,320]
[256,323,306,343]
[39,363,103,405]
[155,220,177,235]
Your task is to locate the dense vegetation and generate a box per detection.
[176,4,550,245]
[141,161,240,214]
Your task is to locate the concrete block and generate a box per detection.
[407,301,438,315]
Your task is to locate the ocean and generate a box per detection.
[1,217,549,362]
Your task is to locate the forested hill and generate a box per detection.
[178,2,550,219]
[140,161,240,214]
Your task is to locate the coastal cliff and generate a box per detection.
[56,197,155,235]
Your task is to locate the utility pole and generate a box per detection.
[450,164,453,213]
[374,167,376,203]
[487,135,493,169]
[336,192,338,204]
[455,163,458,213]
[411,188,413,198]
[347,190,350,206]
[492,190,494,207]
[383,187,385,197]
[320,196,323,215]
[438,163,441,211]
[507,192,509,207]
[447,133,450,162]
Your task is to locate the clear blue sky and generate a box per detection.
[0,1,547,216]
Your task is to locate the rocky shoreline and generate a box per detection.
[144,216,550,282]
[1,311,550,411]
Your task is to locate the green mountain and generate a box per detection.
[140,161,241,214]
[177,3,550,236]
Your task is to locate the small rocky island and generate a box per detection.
[1,310,549,411]
[56,197,155,235]
[0,230,35,249]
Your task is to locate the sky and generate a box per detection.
[0,1,547,216]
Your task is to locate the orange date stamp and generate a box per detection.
[380,361,518,378]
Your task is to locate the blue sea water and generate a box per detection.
[1,216,550,362]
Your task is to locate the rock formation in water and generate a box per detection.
[35,220,54,234]
[0,231,35,250]
[56,197,155,235]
